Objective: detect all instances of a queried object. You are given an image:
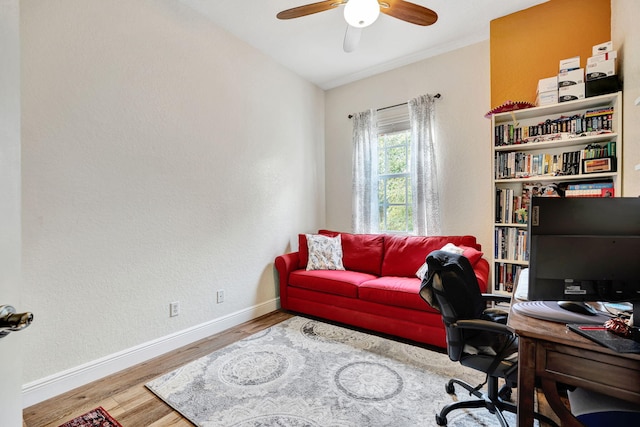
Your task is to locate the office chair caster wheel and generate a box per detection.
[435,414,447,426]
[445,382,455,394]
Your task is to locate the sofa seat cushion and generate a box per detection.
[359,276,438,312]
[288,269,376,298]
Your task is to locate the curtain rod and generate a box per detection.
[348,93,441,119]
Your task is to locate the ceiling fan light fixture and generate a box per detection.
[343,0,380,28]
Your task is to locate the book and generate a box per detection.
[585,106,614,117]
[565,187,615,198]
[566,181,613,190]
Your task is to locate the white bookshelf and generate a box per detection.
[490,92,623,295]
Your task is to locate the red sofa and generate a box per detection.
[274,230,489,349]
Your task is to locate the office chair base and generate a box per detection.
[436,378,559,427]
[436,400,512,426]
[436,378,515,426]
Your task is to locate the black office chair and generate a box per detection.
[419,250,558,427]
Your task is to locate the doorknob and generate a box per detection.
[0,305,34,338]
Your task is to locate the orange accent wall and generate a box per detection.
[490,0,611,107]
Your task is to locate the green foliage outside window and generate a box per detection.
[378,131,413,233]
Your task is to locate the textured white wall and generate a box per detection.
[324,42,493,252]
[612,0,640,197]
[21,0,325,383]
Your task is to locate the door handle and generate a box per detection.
[0,305,34,338]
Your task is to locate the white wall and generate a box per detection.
[325,42,493,251]
[21,0,324,386]
[612,0,640,197]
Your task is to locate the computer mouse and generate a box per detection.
[557,301,598,316]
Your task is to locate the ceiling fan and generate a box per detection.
[277,0,438,52]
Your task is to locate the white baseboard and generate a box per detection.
[22,298,280,408]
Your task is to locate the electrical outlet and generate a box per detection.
[217,289,225,304]
[169,301,180,317]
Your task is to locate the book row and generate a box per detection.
[494,263,526,293]
[565,181,614,198]
[582,141,616,159]
[494,226,528,263]
[494,107,613,146]
[495,188,529,224]
[495,150,583,179]
[496,140,617,180]
[495,180,615,224]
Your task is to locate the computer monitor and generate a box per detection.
[527,197,640,316]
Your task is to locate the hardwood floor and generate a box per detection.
[23,311,293,427]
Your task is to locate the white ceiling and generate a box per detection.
[179,0,548,90]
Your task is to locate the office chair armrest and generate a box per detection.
[481,293,512,304]
[454,319,513,336]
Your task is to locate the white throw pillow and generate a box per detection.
[306,234,345,271]
[439,242,465,255]
[415,243,466,280]
[416,262,429,280]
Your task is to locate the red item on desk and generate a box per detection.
[605,317,631,337]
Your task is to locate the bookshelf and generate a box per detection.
[491,92,623,295]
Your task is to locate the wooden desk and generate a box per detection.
[507,306,640,426]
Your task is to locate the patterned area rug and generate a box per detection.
[57,407,122,427]
[147,316,517,426]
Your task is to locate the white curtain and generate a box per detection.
[409,94,441,235]
[351,109,379,233]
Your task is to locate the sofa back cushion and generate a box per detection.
[298,234,311,269]
[299,232,481,278]
[381,235,480,277]
[318,230,384,276]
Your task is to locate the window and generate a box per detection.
[377,106,412,233]
[352,95,439,236]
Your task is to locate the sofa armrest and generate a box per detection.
[473,258,490,293]
[274,252,300,310]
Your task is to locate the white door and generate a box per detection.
[1,1,25,425]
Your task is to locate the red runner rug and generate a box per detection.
[57,407,122,427]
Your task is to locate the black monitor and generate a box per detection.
[527,197,640,314]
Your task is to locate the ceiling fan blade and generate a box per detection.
[343,25,362,53]
[277,1,344,20]
[381,0,438,26]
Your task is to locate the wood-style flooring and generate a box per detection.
[23,310,293,427]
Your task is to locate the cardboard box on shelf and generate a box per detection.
[586,59,616,81]
[536,90,558,106]
[559,83,585,102]
[592,41,613,55]
[559,56,580,72]
[586,76,620,97]
[537,76,558,93]
[587,50,617,64]
[558,68,584,87]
